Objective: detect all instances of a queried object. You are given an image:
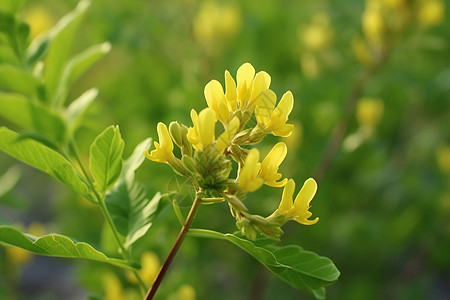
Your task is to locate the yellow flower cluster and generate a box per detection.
[353,0,445,67]
[146,63,318,239]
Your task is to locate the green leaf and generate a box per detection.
[312,287,326,300]
[105,138,168,248]
[66,88,98,136]
[0,92,67,144]
[0,64,38,95]
[42,0,90,104]
[0,0,26,15]
[54,42,111,108]
[0,165,21,198]
[190,230,340,290]
[0,225,136,269]
[89,125,124,194]
[0,12,29,61]
[26,34,50,66]
[0,126,90,197]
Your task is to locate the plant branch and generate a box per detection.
[145,197,202,300]
[69,140,148,293]
[313,48,392,183]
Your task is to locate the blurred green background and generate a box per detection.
[1,0,449,299]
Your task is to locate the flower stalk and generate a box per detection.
[145,197,202,299]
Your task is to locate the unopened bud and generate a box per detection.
[226,194,248,212]
[169,121,183,147]
[168,157,189,176]
[236,218,257,240]
[182,155,198,174]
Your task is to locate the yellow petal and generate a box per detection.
[238,148,263,192]
[187,109,201,149]
[204,79,230,123]
[158,122,173,153]
[145,123,174,163]
[255,89,276,127]
[269,91,294,136]
[292,178,319,225]
[216,117,240,152]
[236,63,255,108]
[198,108,216,148]
[225,70,237,111]
[249,71,271,109]
[236,62,255,92]
[260,142,288,187]
[275,179,295,215]
[272,124,295,137]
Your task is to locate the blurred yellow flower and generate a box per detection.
[103,272,124,300]
[362,0,385,46]
[24,5,54,39]
[300,52,320,78]
[271,179,319,225]
[300,13,333,52]
[436,145,450,174]
[383,0,406,9]
[351,37,375,66]
[6,247,32,266]
[356,97,384,128]
[259,142,288,187]
[127,251,160,287]
[169,284,196,300]
[417,0,445,27]
[145,122,175,163]
[193,1,241,48]
[187,108,216,151]
[139,251,161,284]
[238,148,263,192]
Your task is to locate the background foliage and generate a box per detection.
[0,0,449,299]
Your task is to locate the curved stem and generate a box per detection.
[69,140,148,293]
[313,47,392,183]
[145,197,202,300]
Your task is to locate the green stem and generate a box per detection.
[145,197,202,300]
[69,140,148,293]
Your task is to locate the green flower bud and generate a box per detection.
[169,121,184,147]
[168,157,189,177]
[193,146,232,196]
[182,155,198,174]
[225,194,248,212]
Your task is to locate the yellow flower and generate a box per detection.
[259,142,288,187]
[255,90,294,137]
[193,2,241,47]
[272,179,319,225]
[238,148,263,192]
[169,284,197,300]
[187,108,216,151]
[216,117,240,152]
[356,97,384,128]
[103,272,124,300]
[417,0,445,27]
[436,145,450,174]
[204,79,231,124]
[24,5,54,39]
[300,13,333,52]
[362,0,385,46]
[236,63,271,111]
[145,122,175,163]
